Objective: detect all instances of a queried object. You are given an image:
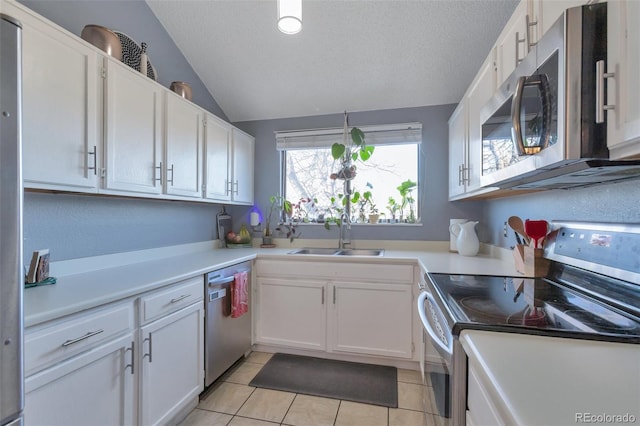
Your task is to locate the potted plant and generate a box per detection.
[329,112,374,181]
[386,197,400,223]
[397,179,417,223]
[263,195,292,245]
[275,197,314,242]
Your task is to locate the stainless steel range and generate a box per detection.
[417,222,640,425]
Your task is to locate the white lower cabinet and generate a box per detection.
[24,277,204,426]
[255,260,416,360]
[256,277,327,351]
[139,301,204,426]
[25,333,135,426]
[329,281,413,358]
[466,357,506,426]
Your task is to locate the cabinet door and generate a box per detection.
[255,277,326,351]
[20,12,99,192]
[24,334,135,426]
[329,281,413,359]
[139,302,204,426]
[465,53,496,192]
[231,129,255,204]
[495,1,528,87]
[607,0,640,159]
[448,102,467,199]
[531,0,586,43]
[204,114,232,201]
[165,95,203,198]
[104,59,163,194]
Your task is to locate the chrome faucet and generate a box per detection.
[338,213,351,249]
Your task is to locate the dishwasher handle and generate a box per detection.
[207,275,235,286]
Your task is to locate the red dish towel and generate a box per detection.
[231,271,249,318]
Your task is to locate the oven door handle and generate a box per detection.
[417,291,453,357]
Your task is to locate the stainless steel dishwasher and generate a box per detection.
[204,261,252,387]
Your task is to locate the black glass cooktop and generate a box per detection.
[426,273,640,341]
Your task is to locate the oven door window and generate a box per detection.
[424,331,451,423]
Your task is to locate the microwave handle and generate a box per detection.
[511,75,553,156]
[511,76,527,156]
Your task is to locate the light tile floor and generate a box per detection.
[180,352,441,426]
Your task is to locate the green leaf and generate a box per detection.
[283,200,293,216]
[331,143,345,160]
[359,145,375,161]
[350,127,365,146]
[324,222,331,230]
[351,152,358,161]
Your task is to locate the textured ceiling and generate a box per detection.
[146,0,519,122]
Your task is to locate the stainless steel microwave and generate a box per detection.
[480,3,640,190]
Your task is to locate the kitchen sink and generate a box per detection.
[288,248,341,255]
[336,249,384,256]
[287,248,384,256]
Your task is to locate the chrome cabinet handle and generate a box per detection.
[87,145,97,175]
[125,341,135,375]
[321,287,325,305]
[596,60,615,124]
[458,164,463,187]
[525,14,538,52]
[515,31,526,65]
[143,333,153,363]
[233,180,239,195]
[167,164,175,186]
[154,162,163,184]
[332,286,336,305]
[61,329,104,347]
[170,294,190,303]
[225,180,231,196]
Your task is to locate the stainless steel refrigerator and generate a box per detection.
[0,12,24,426]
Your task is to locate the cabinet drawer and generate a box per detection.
[25,301,134,375]
[140,276,203,324]
[256,259,414,284]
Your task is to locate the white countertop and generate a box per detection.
[461,329,640,425]
[24,240,520,328]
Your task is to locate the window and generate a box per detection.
[276,123,421,224]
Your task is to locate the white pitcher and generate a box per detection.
[449,221,480,256]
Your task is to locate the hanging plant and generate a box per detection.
[329,112,374,181]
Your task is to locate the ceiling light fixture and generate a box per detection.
[277,0,302,34]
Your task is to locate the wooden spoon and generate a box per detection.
[508,216,530,245]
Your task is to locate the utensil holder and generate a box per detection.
[513,244,549,277]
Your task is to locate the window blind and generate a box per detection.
[275,122,422,151]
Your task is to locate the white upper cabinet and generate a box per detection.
[449,52,497,200]
[164,94,203,198]
[606,0,640,159]
[529,0,587,46]
[204,113,232,201]
[495,0,529,87]
[16,3,100,192]
[204,122,255,205]
[232,128,255,205]
[103,58,163,195]
[449,102,467,199]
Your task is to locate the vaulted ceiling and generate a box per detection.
[146,0,519,122]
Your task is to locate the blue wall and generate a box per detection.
[232,104,487,244]
[484,179,640,249]
[18,0,228,120]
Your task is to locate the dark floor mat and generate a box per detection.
[248,353,398,407]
